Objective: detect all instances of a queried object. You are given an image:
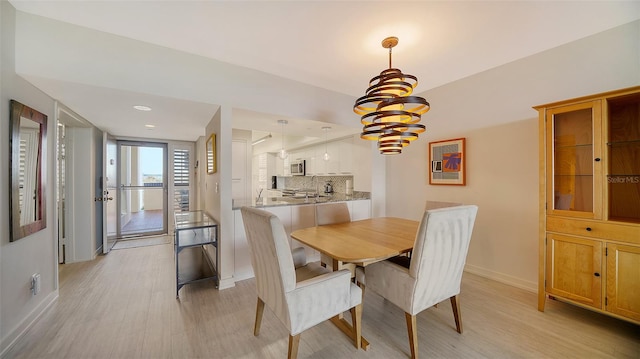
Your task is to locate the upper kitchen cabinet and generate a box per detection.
[536,86,640,325]
[324,141,341,175]
[307,137,354,176]
[266,152,289,177]
[337,137,353,175]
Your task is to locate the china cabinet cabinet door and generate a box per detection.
[606,243,640,321]
[606,93,640,223]
[546,101,603,219]
[546,233,602,309]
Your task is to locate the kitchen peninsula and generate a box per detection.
[232,191,370,209]
[232,190,371,282]
[230,129,374,283]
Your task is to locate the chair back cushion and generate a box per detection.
[240,207,296,323]
[409,205,478,313]
[315,202,351,226]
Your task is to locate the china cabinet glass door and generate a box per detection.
[547,101,602,218]
[607,93,640,223]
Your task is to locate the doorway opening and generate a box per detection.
[117,141,168,239]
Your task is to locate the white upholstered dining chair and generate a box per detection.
[240,207,363,359]
[315,202,352,270]
[363,205,478,359]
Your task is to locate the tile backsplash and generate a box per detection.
[278,175,353,194]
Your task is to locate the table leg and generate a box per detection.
[329,315,369,350]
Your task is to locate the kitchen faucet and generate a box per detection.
[256,188,264,204]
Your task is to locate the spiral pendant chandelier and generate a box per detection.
[353,37,430,155]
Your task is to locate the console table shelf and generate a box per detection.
[174,211,218,297]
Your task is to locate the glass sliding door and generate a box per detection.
[117,141,168,238]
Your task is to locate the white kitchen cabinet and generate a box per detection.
[233,199,371,283]
[265,206,292,235]
[302,136,357,176]
[325,141,341,175]
[338,137,353,175]
[233,205,291,282]
[270,152,290,177]
[233,210,253,281]
[290,204,320,261]
[305,148,318,176]
[349,199,371,221]
[312,146,326,175]
[289,150,304,163]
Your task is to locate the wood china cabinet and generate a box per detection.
[535,86,640,324]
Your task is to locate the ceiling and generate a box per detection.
[8,1,640,145]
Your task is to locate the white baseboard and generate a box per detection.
[0,290,58,358]
[232,271,255,284]
[464,264,537,293]
[217,277,236,290]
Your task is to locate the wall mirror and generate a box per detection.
[9,100,47,241]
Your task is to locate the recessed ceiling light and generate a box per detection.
[145,124,155,129]
[133,105,152,111]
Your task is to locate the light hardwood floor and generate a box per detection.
[6,242,639,359]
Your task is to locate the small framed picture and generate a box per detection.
[429,138,465,185]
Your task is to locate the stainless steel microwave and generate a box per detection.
[291,160,305,176]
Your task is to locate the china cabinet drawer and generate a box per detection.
[546,216,640,245]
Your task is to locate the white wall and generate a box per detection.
[1,1,58,354]
[386,20,640,291]
[200,106,237,289]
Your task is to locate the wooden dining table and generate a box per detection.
[290,216,420,350]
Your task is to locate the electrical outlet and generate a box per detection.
[31,273,41,296]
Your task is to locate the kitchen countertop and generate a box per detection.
[232,191,371,210]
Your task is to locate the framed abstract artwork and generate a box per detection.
[429,137,466,185]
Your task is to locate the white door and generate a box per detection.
[102,132,117,253]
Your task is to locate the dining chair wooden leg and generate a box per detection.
[288,334,301,359]
[350,304,363,349]
[450,295,463,334]
[355,266,366,298]
[405,312,419,359]
[357,282,366,298]
[254,297,265,336]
